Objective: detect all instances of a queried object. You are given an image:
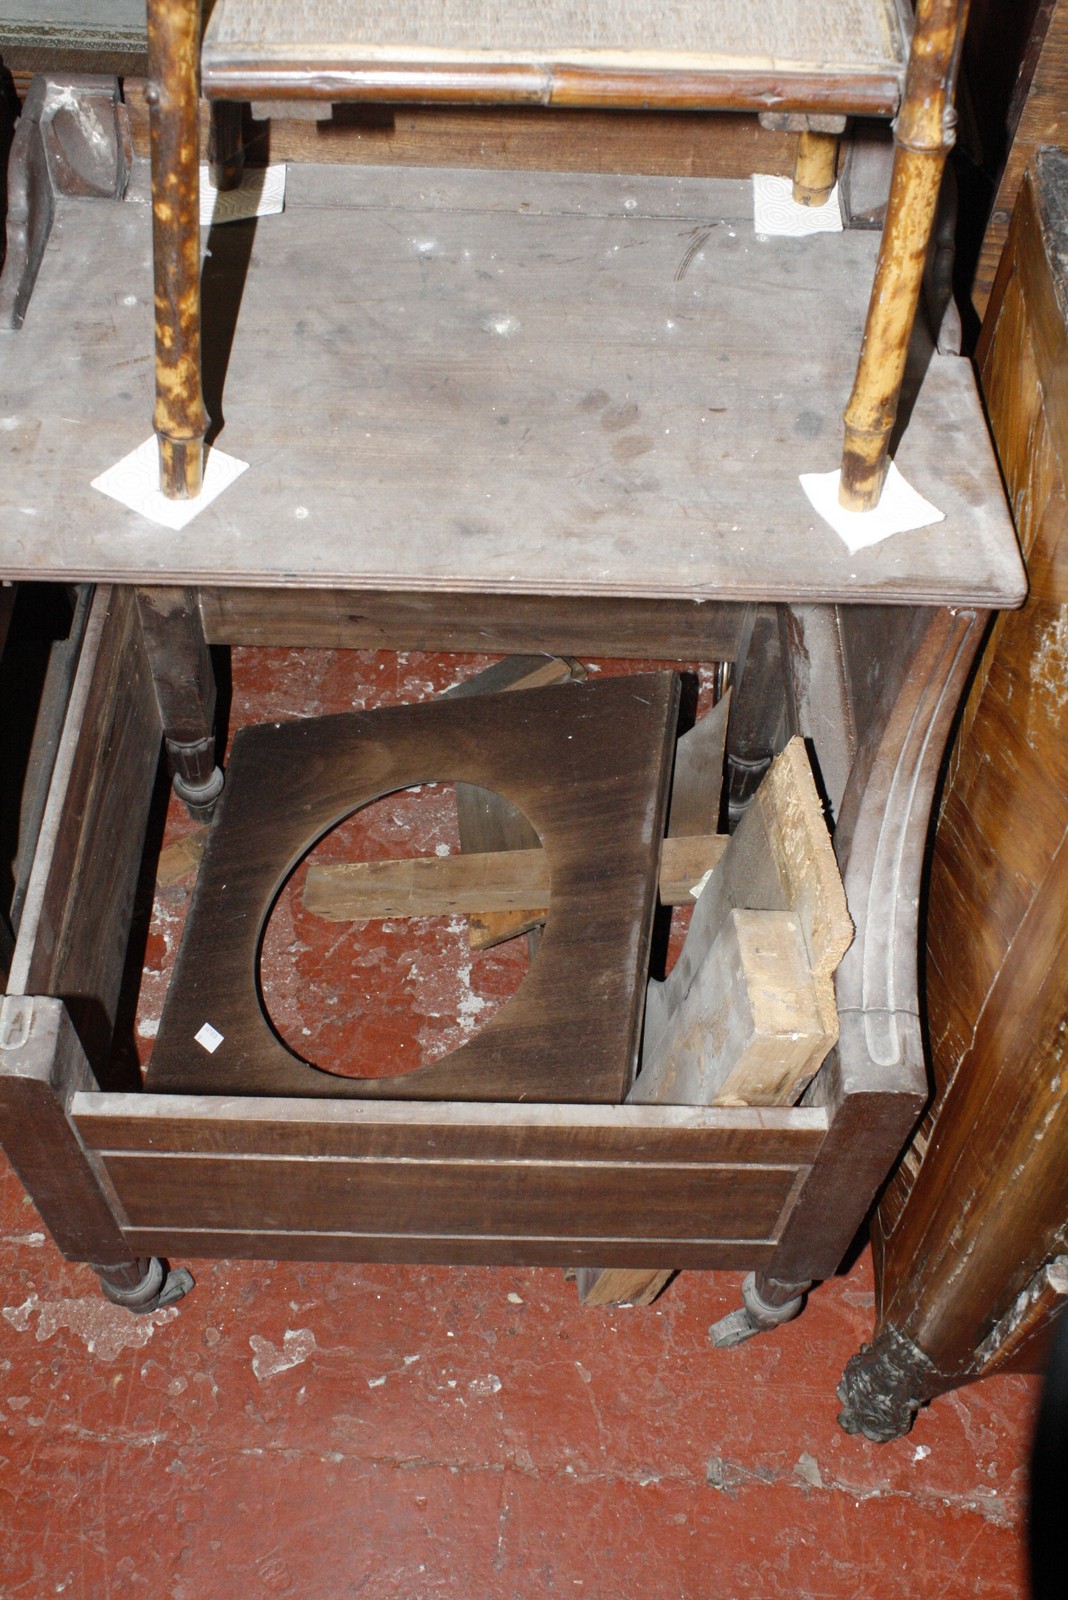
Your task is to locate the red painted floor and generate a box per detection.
[1,648,1040,1598]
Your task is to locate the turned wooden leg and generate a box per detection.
[839,0,971,510]
[208,100,246,192]
[136,587,224,820]
[793,130,839,207]
[709,1272,811,1348]
[146,0,208,499]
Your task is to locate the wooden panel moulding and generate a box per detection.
[72,1092,825,1269]
[73,1096,827,1163]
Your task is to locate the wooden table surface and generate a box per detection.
[0,161,1024,607]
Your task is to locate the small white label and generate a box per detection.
[195,1023,224,1054]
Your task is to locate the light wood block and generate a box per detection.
[631,907,833,1108]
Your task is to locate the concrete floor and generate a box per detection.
[0,646,1040,1598]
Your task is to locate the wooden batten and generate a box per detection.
[303,834,730,921]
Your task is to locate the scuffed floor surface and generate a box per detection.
[0,647,1040,1598]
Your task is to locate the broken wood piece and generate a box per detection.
[644,736,851,1068]
[578,737,851,1309]
[303,834,729,921]
[630,908,832,1108]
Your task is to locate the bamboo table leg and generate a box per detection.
[793,131,839,207]
[146,0,208,500]
[839,0,970,511]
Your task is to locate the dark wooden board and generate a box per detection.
[127,91,799,184]
[197,586,748,659]
[146,671,678,1101]
[0,162,1023,608]
[6,587,162,1071]
[113,1228,783,1270]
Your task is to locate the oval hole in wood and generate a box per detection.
[257,782,537,1079]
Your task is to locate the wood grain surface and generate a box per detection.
[972,0,1068,316]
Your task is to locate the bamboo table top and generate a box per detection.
[203,0,909,111]
[0,162,1024,608]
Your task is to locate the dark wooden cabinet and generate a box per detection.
[839,147,1068,1442]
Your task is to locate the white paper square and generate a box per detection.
[92,437,249,529]
[800,461,945,553]
[200,162,287,226]
[194,1022,224,1054]
[753,173,843,237]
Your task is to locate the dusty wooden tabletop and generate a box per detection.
[0,162,1025,607]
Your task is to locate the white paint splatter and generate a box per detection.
[2,1293,178,1360]
[468,1373,502,1398]
[367,1375,387,1389]
[481,314,520,338]
[249,1327,317,1381]
[5,1233,45,1248]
